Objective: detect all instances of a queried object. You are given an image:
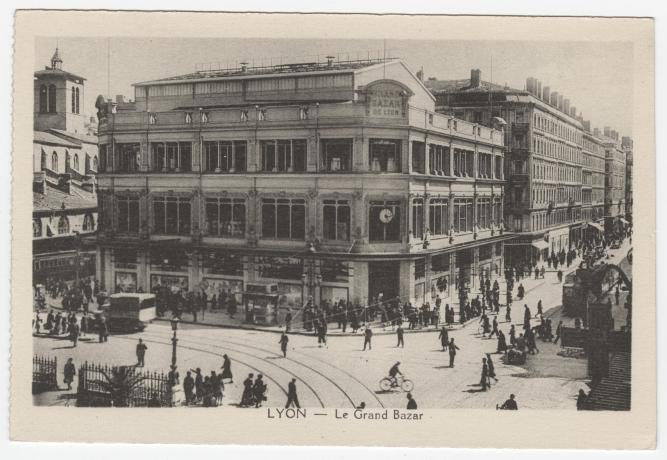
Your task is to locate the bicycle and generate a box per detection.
[379,374,414,392]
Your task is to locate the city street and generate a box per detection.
[33,241,631,410]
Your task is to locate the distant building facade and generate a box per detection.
[33,48,98,287]
[427,70,588,268]
[622,136,633,225]
[95,58,508,315]
[599,127,628,235]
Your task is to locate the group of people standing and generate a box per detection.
[182,354,233,407]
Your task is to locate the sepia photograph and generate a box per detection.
[8,10,656,450]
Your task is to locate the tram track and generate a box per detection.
[140,328,370,408]
[132,331,327,408]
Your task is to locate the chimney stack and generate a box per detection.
[583,120,591,132]
[536,80,542,99]
[563,98,570,114]
[550,91,559,106]
[470,69,482,88]
[594,127,600,137]
[604,126,611,137]
[526,77,536,95]
[570,106,577,118]
[326,55,335,68]
[542,86,550,102]
[557,94,564,110]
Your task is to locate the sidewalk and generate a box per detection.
[42,254,587,338]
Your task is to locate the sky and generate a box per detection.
[35,37,634,136]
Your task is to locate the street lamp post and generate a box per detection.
[169,317,180,387]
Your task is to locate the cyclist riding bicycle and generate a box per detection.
[388,361,402,386]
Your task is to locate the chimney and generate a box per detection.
[470,69,482,88]
[583,120,591,132]
[326,55,335,68]
[240,62,248,73]
[542,86,550,102]
[33,171,46,194]
[550,91,559,106]
[115,94,125,104]
[594,127,600,137]
[604,126,611,137]
[526,77,536,95]
[563,98,570,114]
[557,94,564,110]
[536,80,542,99]
[570,106,577,118]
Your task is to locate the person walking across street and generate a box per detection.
[363,327,373,351]
[285,378,300,409]
[279,332,289,357]
[136,338,147,367]
[69,320,80,347]
[221,354,233,383]
[553,320,563,345]
[505,304,512,323]
[486,353,499,383]
[448,338,460,368]
[536,300,543,318]
[63,357,76,391]
[523,304,531,331]
[396,324,405,348]
[438,326,449,351]
[480,358,490,391]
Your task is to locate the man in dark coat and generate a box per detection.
[136,338,147,367]
[448,338,460,368]
[63,358,76,390]
[363,327,373,351]
[183,371,195,405]
[396,325,405,348]
[279,332,289,357]
[285,378,300,408]
[523,304,531,331]
[499,394,518,410]
[406,392,418,410]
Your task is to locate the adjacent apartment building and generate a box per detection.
[95,58,508,317]
[33,48,99,286]
[427,70,597,268]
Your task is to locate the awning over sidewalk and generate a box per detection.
[588,222,604,232]
[531,240,549,250]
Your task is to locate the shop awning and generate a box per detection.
[588,222,604,232]
[619,218,629,225]
[531,240,549,250]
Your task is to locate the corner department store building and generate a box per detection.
[95,58,508,313]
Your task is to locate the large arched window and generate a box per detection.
[33,219,42,237]
[57,216,69,234]
[48,84,57,113]
[71,86,76,113]
[39,85,48,113]
[40,149,47,171]
[75,87,80,114]
[73,153,79,171]
[51,151,58,171]
[83,213,95,232]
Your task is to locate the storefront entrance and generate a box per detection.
[368,262,400,304]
